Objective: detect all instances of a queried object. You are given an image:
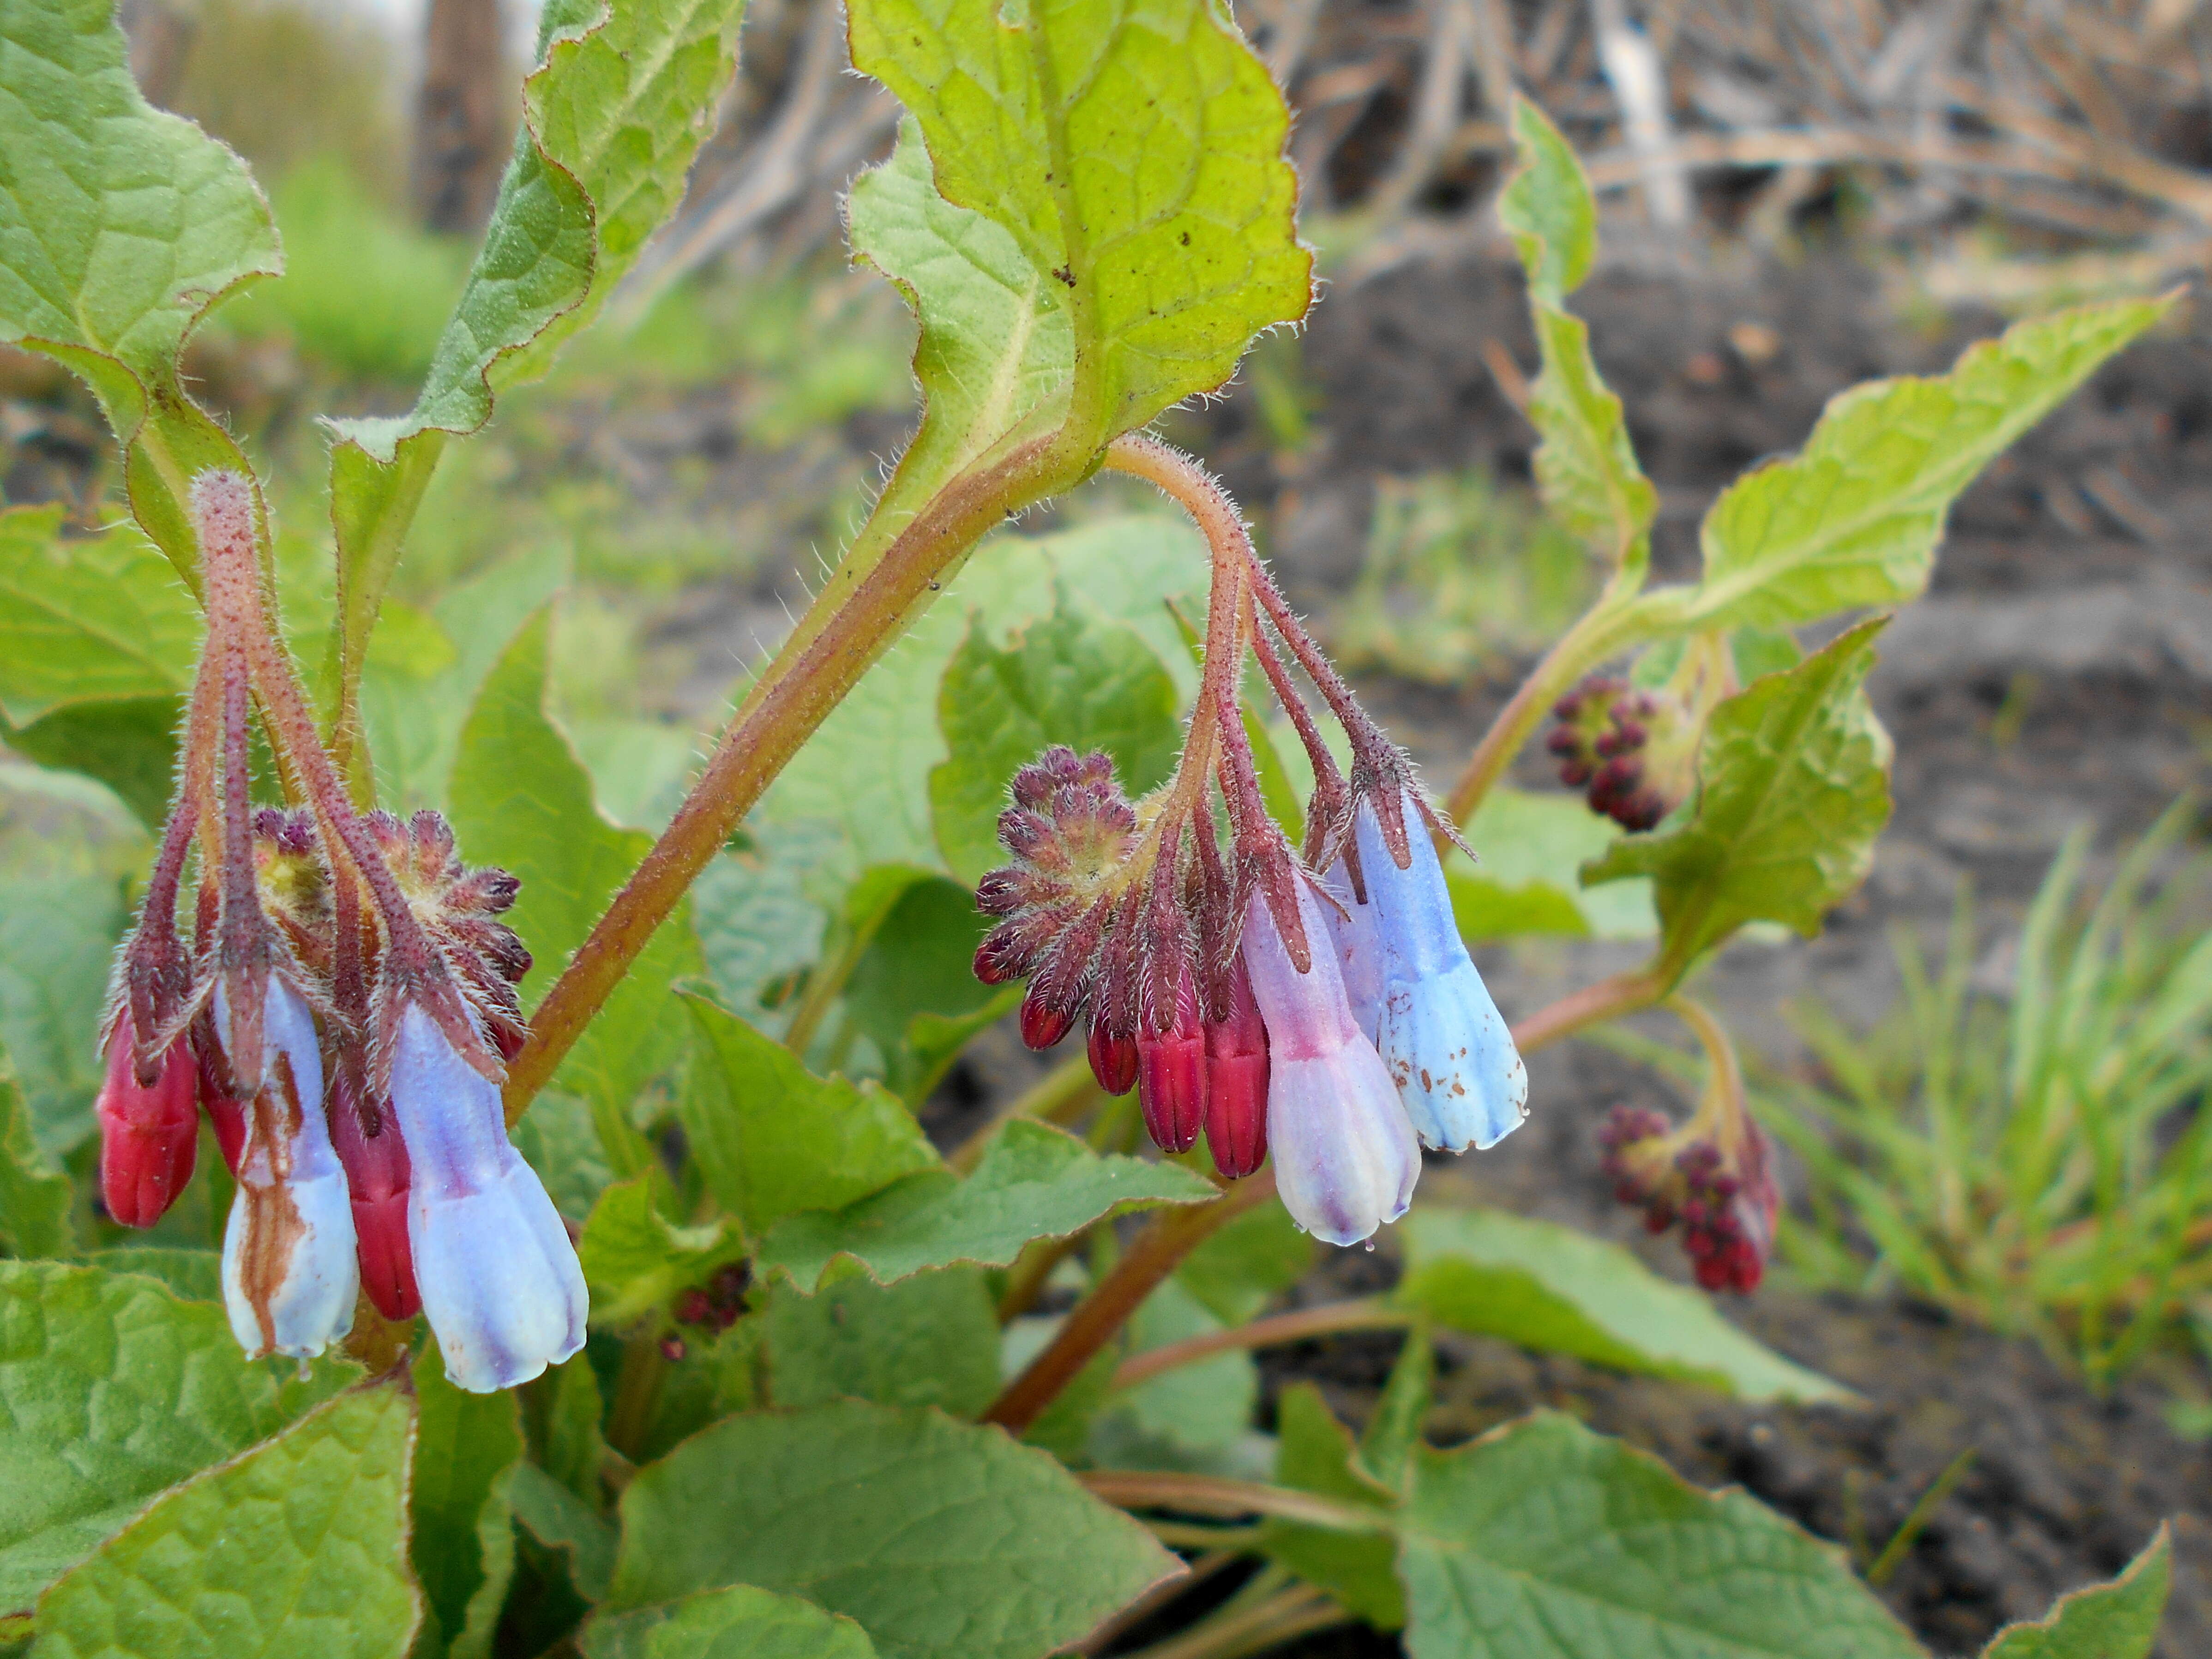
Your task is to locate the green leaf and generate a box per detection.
[1687,298,2168,631]
[448,607,703,1149]
[537,1353,610,1504]
[762,517,1203,882]
[1397,1413,1921,1659]
[930,602,1182,884]
[0,873,124,1161]
[1094,1277,1260,1474]
[1259,1385,1403,1629]
[1583,619,1893,977]
[1352,1323,1432,1495]
[757,1119,1217,1292]
[509,1461,616,1604]
[325,0,748,760]
[578,1176,746,1328]
[1981,1527,2170,1659]
[677,993,941,1238]
[410,1341,523,1659]
[848,0,1310,447]
[0,1045,71,1258]
[583,1584,877,1659]
[842,877,1013,1103]
[0,508,198,727]
[1448,787,1655,944]
[606,1400,1177,1659]
[1176,1199,1311,1326]
[1498,100,1654,576]
[0,697,182,833]
[81,1250,221,1303]
[30,1386,419,1659]
[1397,1208,1851,1404]
[0,0,277,584]
[0,1263,360,1614]
[763,1267,1000,1417]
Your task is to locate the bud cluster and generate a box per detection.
[1598,1102,1779,1292]
[93,469,586,1393]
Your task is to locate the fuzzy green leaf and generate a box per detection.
[1175,1200,1311,1326]
[0,1263,359,1614]
[509,1461,616,1604]
[607,1400,1177,1659]
[1687,299,2167,631]
[0,1044,71,1258]
[30,1386,419,1659]
[325,0,747,777]
[410,1342,522,1659]
[678,993,940,1238]
[1260,1385,1403,1629]
[448,607,702,1150]
[578,1176,746,1328]
[0,507,197,727]
[1398,1207,1851,1404]
[81,1250,221,1303]
[930,602,1182,884]
[583,1584,878,1659]
[1447,787,1655,944]
[0,872,124,1161]
[756,1119,1217,1292]
[0,0,276,584]
[849,0,1309,452]
[1397,1413,1921,1659]
[1981,1527,2170,1659]
[1095,1276,1259,1473]
[1498,100,1654,576]
[763,1267,1000,1417]
[1583,619,1893,976]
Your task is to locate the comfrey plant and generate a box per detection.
[0,0,2183,1654]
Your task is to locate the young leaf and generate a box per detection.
[1260,1386,1403,1629]
[0,1043,72,1258]
[325,0,748,769]
[1176,1200,1312,1326]
[930,603,1182,884]
[578,1176,746,1328]
[508,1462,616,1604]
[1447,788,1656,944]
[0,872,123,1160]
[1396,1413,1923,1659]
[1397,1207,1851,1404]
[0,1263,360,1613]
[30,1386,419,1659]
[678,993,942,1238]
[448,607,703,1142]
[411,1341,523,1659]
[763,1267,1000,1418]
[582,1583,878,1659]
[1095,1277,1260,1473]
[1584,618,1892,978]
[1980,1527,2170,1659]
[1352,1322,1434,1495]
[1498,99,1655,577]
[848,0,1310,457]
[605,1400,1178,1659]
[0,506,198,727]
[1686,298,2168,631]
[755,1119,1218,1292]
[0,0,276,584]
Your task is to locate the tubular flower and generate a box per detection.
[1317,857,1384,1041]
[217,979,359,1361]
[1136,968,1207,1154]
[1353,791,1527,1152]
[1201,953,1269,1179]
[387,1002,587,1393]
[1242,885,1419,1246]
[95,1018,200,1228]
[328,1061,420,1321]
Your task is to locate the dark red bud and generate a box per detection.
[1019,993,1074,1050]
[196,1046,248,1177]
[1202,956,1270,1179]
[1087,1019,1137,1095]
[676,1287,715,1326]
[660,1334,688,1362]
[1136,987,1206,1156]
[96,1025,200,1228]
[328,1072,420,1320]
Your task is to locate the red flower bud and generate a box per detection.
[196,1040,249,1176]
[96,1023,200,1227]
[1019,992,1073,1050]
[1087,1019,1137,1095]
[1136,971,1206,1154]
[1202,956,1270,1178]
[328,1071,420,1321]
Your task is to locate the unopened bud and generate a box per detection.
[1136,970,1206,1154]
[1087,1018,1137,1095]
[96,1020,200,1228]
[1202,955,1269,1179]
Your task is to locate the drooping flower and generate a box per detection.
[1241,884,1419,1246]
[1201,953,1269,1179]
[1317,858,1384,1041]
[1352,791,1527,1153]
[95,1018,200,1228]
[386,1002,586,1393]
[1136,967,1206,1154]
[216,978,359,1361]
[327,1060,420,1321]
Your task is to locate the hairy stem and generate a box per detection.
[1112,1298,1409,1390]
[504,435,1084,1122]
[1510,965,1669,1052]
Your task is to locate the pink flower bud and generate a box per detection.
[1202,956,1269,1179]
[1136,969,1206,1154]
[96,1020,200,1228]
[1087,1019,1137,1096]
[328,1070,420,1322]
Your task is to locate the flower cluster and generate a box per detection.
[1545,637,1733,832]
[1599,1100,1779,1292]
[969,450,1527,1245]
[93,470,584,1392]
